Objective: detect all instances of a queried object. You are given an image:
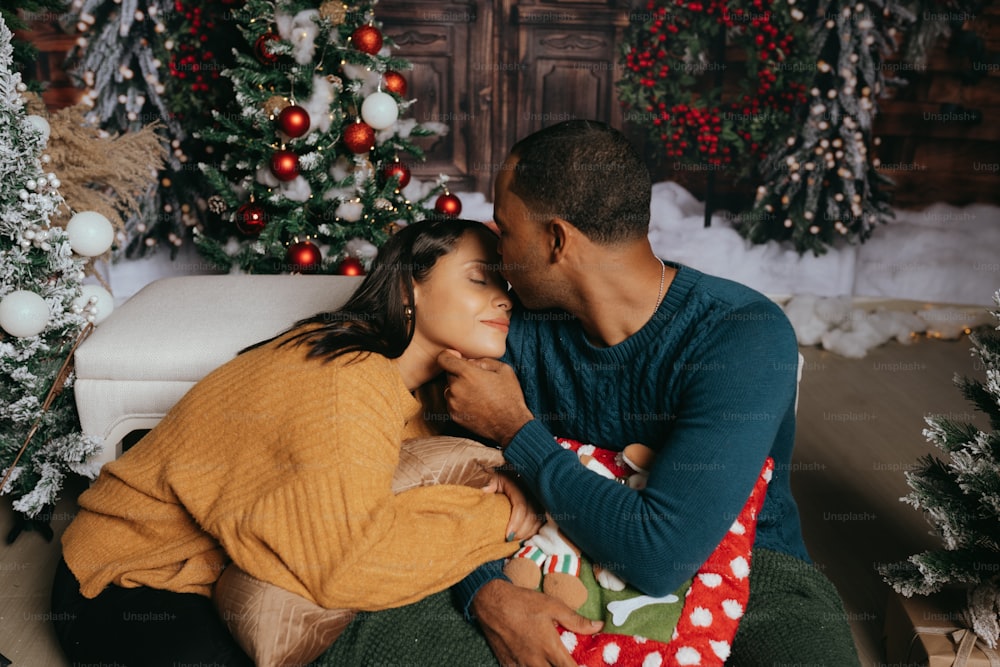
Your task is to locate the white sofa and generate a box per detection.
[73,275,364,468]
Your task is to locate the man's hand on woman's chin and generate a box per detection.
[438,350,534,448]
[472,579,602,667]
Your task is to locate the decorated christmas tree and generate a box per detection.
[880,289,1000,648]
[69,0,241,256]
[743,0,912,255]
[194,0,453,275]
[0,14,111,535]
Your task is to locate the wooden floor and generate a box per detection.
[793,335,988,665]
[0,334,988,666]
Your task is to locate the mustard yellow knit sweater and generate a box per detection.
[61,333,517,610]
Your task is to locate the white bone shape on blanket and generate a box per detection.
[606,593,680,626]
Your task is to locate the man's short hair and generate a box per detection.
[509,120,651,245]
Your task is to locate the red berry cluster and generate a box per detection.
[167,1,233,93]
[655,105,733,165]
[624,4,679,86]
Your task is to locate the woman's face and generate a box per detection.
[411,230,512,360]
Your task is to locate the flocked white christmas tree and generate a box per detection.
[880,288,1000,648]
[744,0,912,255]
[0,14,111,535]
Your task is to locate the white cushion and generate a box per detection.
[74,275,364,466]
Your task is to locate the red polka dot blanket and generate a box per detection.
[506,438,774,667]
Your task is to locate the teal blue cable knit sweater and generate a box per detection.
[454,262,811,612]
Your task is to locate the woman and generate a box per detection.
[52,218,537,666]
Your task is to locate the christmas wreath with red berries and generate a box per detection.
[619,0,811,175]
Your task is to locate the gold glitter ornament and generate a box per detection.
[263,96,291,117]
[319,2,348,24]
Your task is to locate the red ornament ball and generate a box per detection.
[343,121,376,154]
[336,257,365,276]
[350,24,383,55]
[286,240,322,273]
[382,71,407,96]
[235,202,268,235]
[270,150,299,181]
[277,105,311,138]
[434,192,462,217]
[382,161,411,188]
[254,32,281,64]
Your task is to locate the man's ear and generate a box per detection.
[548,217,575,263]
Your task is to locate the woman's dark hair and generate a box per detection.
[241,218,496,363]
[509,120,651,245]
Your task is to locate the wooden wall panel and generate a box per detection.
[874,4,1000,207]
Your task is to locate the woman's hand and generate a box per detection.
[483,472,543,543]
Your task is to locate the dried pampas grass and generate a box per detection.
[26,94,166,236]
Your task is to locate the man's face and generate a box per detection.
[492,156,558,310]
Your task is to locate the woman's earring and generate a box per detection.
[404,305,414,320]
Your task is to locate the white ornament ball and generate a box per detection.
[361,91,399,130]
[24,115,51,143]
[75,284,115,324]
[0,290,51,338]
[67,211,115,256]
[335,200,364,222]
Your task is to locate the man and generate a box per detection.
[323,120,860,666]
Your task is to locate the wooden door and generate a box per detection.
[505,1,630,144]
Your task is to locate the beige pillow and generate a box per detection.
[392,434,505,493]
[213,436,506,667]
[213,565,355,667]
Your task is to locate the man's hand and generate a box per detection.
[482,472,543,543]
[438,350,534,447]
[473,579,602,667]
